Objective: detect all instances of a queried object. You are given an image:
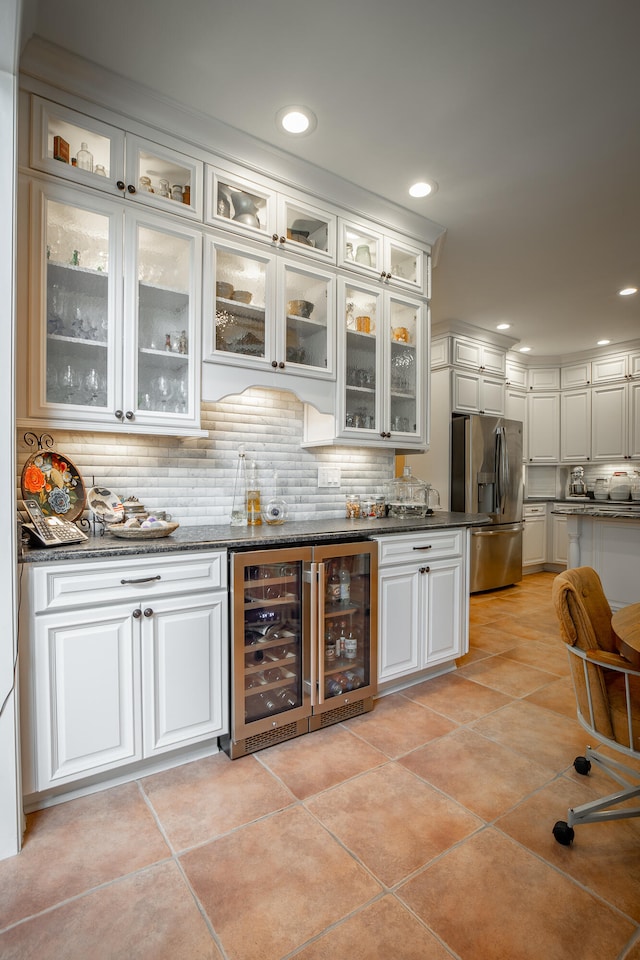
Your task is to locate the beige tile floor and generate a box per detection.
[2,571,640,959]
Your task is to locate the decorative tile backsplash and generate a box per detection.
[17,388,396,525]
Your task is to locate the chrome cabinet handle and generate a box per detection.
[120,575,161,585]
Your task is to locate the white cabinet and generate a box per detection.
[337,216,428,295]
[592,382,628,460]
[522,504,547,567]
[21,551,228,795]
[452,369,505,415]
[375,530,468,687]
[560,388,592,462]
[505,358,527,390]
[561,361,591,388]
[591,354,629,383]
[527,367,560,391]
[526,393,560,462]
[451,337,506,376]
[22,179,203,436]
[202,235,336,406]
[550,512,568,565]
[31,95,203,221]
[205,162,336,265]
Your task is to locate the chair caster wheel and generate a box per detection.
[574,756,591,775]
[553,820,575,845]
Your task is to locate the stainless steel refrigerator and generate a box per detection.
[451,413,523,592]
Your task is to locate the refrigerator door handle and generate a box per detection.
[495,425,508,514]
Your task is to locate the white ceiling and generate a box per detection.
[24,0,640,359]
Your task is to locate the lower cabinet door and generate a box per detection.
[424,558,465,665]
[378,564,421,682]
[33,605,141,790]
[141,592,228,755]
[378,557,466,684]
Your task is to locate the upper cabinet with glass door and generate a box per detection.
[23,179,203,436]
[205,163,336,264]
[203,235,335,385]
[30,96,203,221]
[338,216,428,295]
[308,278,427,449]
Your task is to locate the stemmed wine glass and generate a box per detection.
[153,375,173,412]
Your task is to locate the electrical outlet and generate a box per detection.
[318,467,341,488]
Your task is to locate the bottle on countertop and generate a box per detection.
[230,448,248,526]
[246,460,262,526]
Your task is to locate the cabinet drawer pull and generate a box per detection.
[412,545,433,551]
[120,575,162,585]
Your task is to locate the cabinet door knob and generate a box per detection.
[386,272,392,280]
[116,180,125,191]
[115,410,124,420]
[132,608,142,619]
[380,271,387,280]
[143,607,153,618]
[127,184,136,194]
[272,233,279,242]
[279,236,286,244]
[278,361,285,369]
[125,410,134,420]
[419,566,430,574]
[271,360,278,368]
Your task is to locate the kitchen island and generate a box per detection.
[551,505,640,609]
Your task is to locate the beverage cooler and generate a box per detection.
[221,542,378,759]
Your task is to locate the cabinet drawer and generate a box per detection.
[523,504,547,518]
[375,530,464,566]
[29,551,227,613]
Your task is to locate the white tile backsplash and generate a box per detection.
[17,388,396,524]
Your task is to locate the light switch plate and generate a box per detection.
[318,467,341,488]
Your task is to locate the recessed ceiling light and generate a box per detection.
[519,346,531,353]
[276,105,317,136]
[618,286,637,296]
[409,181,437,198]
[496,323,511,331]
[597,339,611,346]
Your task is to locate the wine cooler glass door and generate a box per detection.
[231,547,312,742]
[314,542,378,711]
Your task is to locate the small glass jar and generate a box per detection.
[171,184,184,202]
[94,164,107,177]
[372,495,386,518]
[345,493,361,519]
[139,175,153,192]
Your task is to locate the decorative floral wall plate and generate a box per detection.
[21,450,87,521]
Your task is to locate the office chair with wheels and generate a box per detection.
[551,566,640,845]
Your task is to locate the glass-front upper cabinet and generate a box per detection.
[338,217,426,294]
[30,96,203,220]
[125,212,202,428]
[29,182,121,423]
[206,164,336,263]
[26,180,202,435]
[335,278,427,447]
[203,236,335,381]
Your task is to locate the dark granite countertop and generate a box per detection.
[19,512,491,564]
